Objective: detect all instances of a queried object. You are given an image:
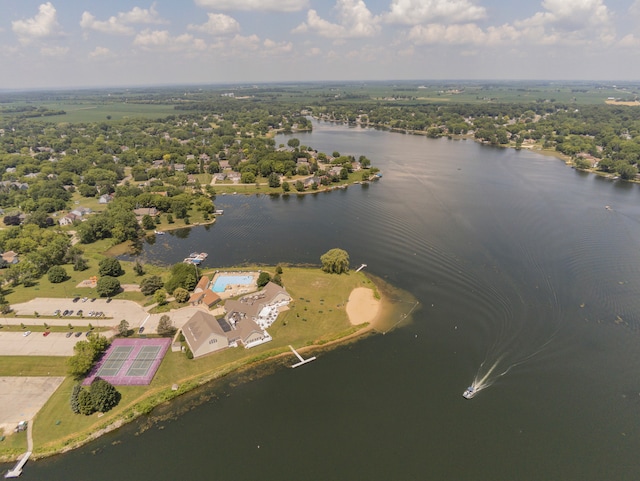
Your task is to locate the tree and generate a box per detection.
[164,263,197,293]
[47,265,68,283]
[98,258,124,277]
[282,181,290,193]
[257,271,271,288]
[90,378,120,413]
[70,384,82,414]
[287,138,300,149]
[268,172,281,188]
[77,389,95,415]
[133,259,145,276]
[118,319,130,337]
[157,314,176,337]
[320,248,350,274]
[142,214,156,230]
[154,288,167,306]
[140,275,164,295]
[173,287,189,303]
[96,276,121,297]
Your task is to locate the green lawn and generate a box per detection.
[0,357,68,376]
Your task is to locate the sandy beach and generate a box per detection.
[346,287,380,325]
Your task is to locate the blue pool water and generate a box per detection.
[211,275,254,292]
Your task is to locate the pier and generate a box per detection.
[289,345,316,368]
[355,264,367,272]
[4,420,33,478]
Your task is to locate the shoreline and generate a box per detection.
[0,272,410,463]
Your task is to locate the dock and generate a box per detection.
[289,345,316,368]
[355,264,367,272]
[5,421,33,478]
[4,452,31,478]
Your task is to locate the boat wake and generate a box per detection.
[464,332,558,399]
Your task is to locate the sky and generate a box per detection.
[2,0,640,89]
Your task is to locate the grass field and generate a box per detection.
[19,266,406,458]
[2,102,179,123]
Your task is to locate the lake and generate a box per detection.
[14,119,640,480]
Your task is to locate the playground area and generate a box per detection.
[83,338,171,386]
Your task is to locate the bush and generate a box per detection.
[47,265,69,283]
[185,347,193,359]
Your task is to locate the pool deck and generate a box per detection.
[210,271,260,300]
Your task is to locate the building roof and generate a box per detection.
[194,275,210,293]
[182,311,228,354]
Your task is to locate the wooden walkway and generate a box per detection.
[4,420,33,478]
[289,345,316,368]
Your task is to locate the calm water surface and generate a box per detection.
[15,120,640,480]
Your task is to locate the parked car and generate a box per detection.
[82,297,88,302]
[43,331,51,337]
[63,310,69,316]
[85,331,92,337]
[54,309,61,316]
[65,331,73,338]
[138,327,145,334]
[74,331,82,337]
[72,297,80,303]
[23,331,31,337]
[14,421,27,433]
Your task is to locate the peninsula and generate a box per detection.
[0,260,412,463]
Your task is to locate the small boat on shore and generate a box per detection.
[154,230,165,235]
[462,386,476,399]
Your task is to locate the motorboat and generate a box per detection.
[462,386,476,399]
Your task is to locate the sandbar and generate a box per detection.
[346,287,380,325]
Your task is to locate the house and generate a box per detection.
[303,176,320,188]
[59,213,78,226]
[152,160,165,168]
[227,172,241,183]
[133,207,158,218]
[70,206,92,217]
[214,173,226,182]
[219,160,230,169]
[1,250,19,264]
[189,290,221,308]
[98,193,114,204]
[182,311,230,358]
[173,163,185,172]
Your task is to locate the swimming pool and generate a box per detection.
[211,275,255,292]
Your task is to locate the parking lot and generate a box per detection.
[0,377,65,435]
[0,331,83,356]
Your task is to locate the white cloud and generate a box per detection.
[618,34,640,47]
[407,23,485,45]
[12,2,63,44]
[263,38,293,54]
[294,0,380,39]
[80,4,167,35]
[89,46,113,58]
[187,13,240,35]
[514,0,614,44]
[194,0,308,12]
[40,46,69,57]
[385,0,486,25]
[133,29,207,51]
[631,0,640,16]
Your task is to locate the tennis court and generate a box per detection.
[83,338,171,386]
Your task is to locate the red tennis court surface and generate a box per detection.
[83,338,171,386]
